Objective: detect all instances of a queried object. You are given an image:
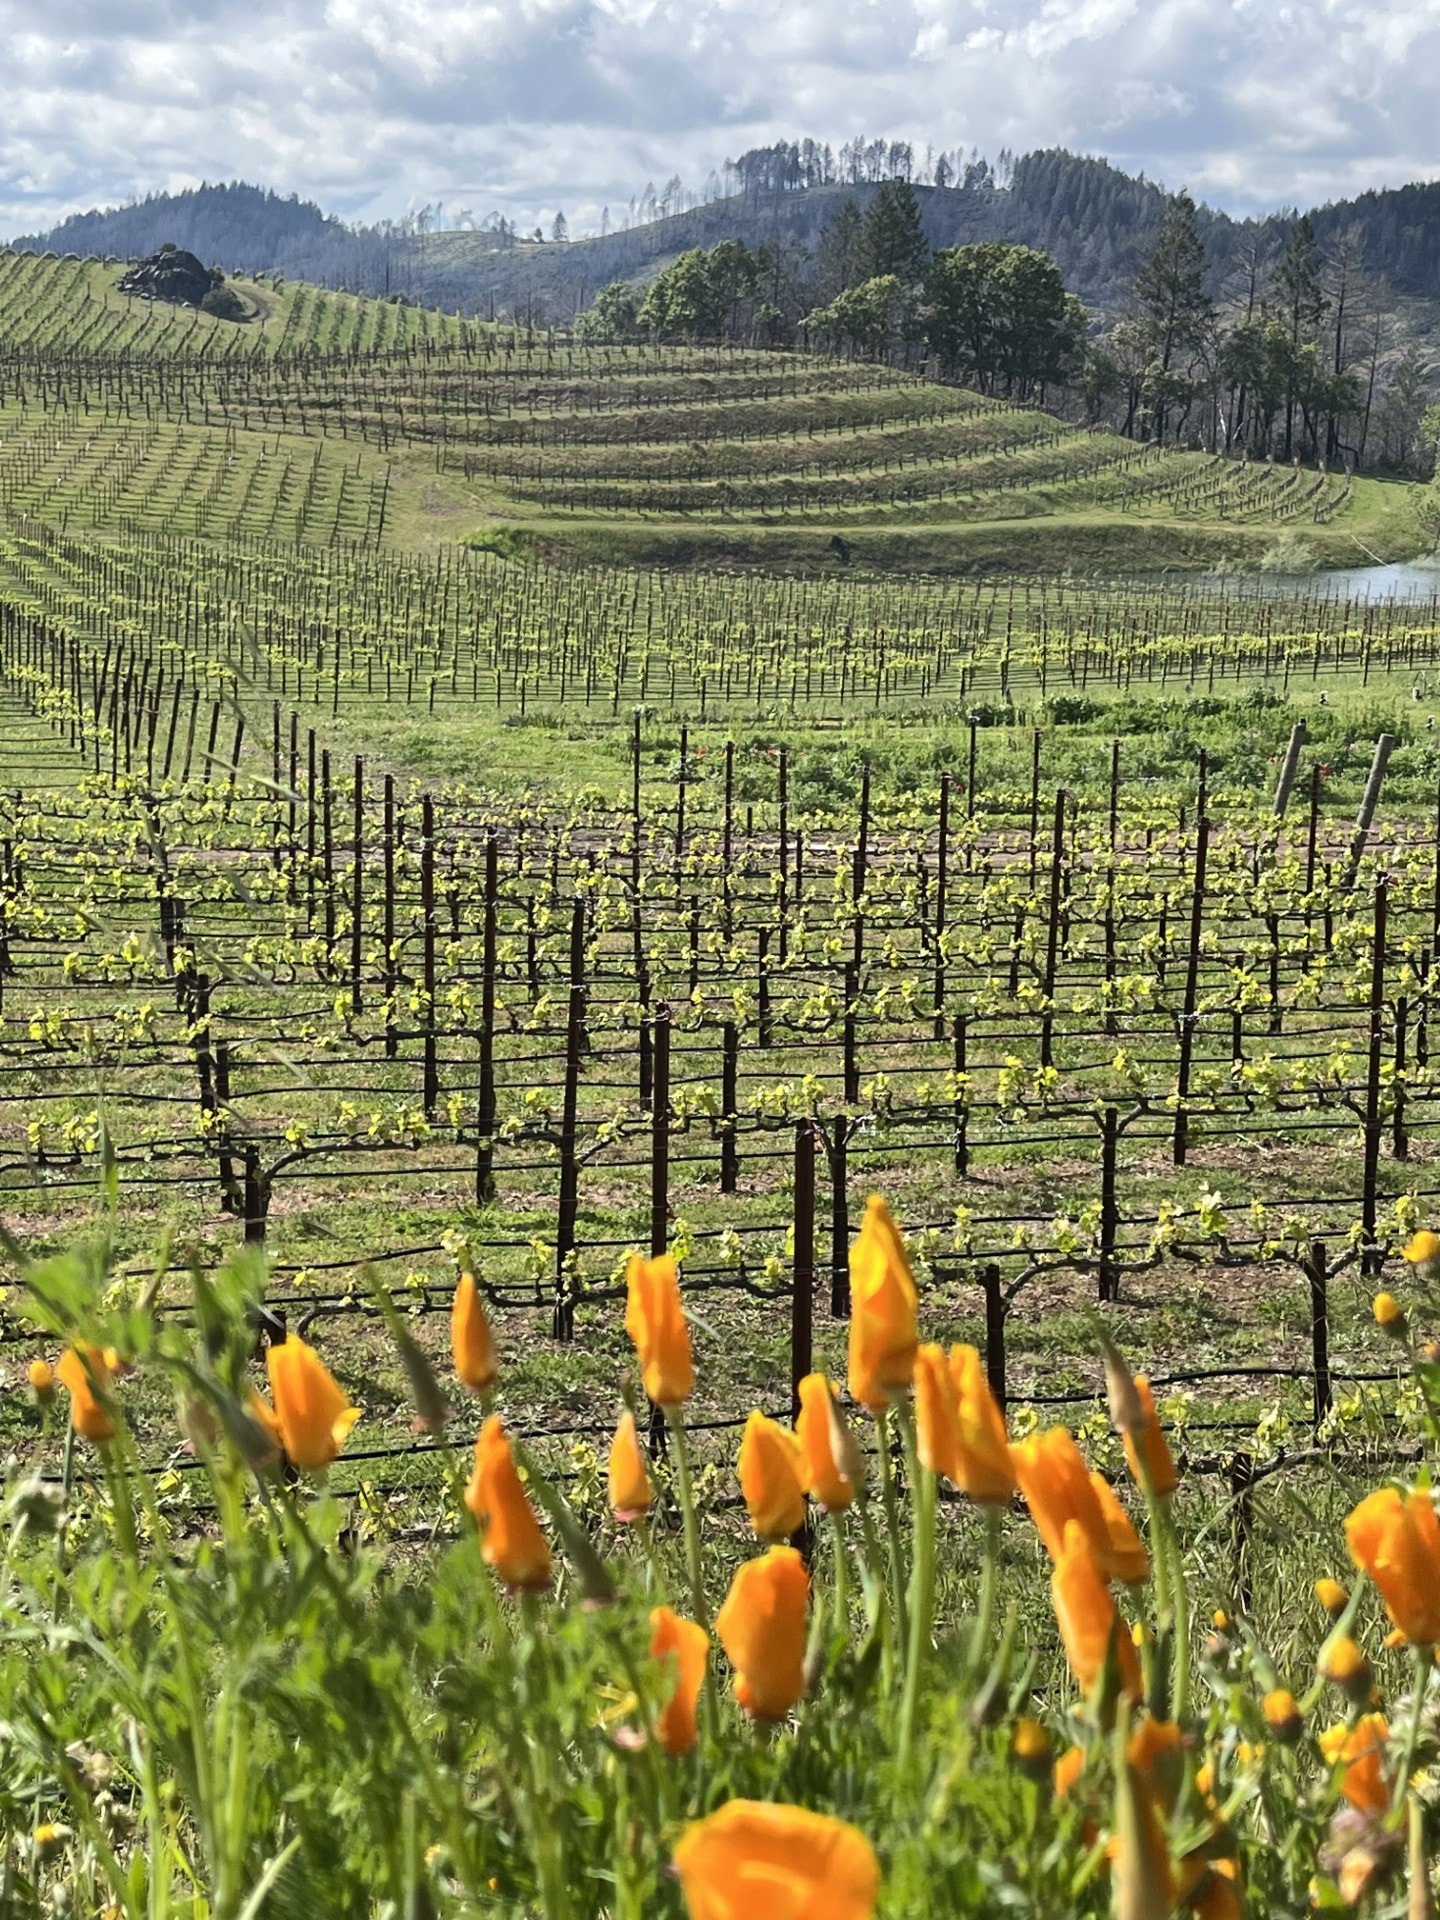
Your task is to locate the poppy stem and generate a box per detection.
[969,1504,1002,1674]
[897,1401,934,1755]
[876,1404,911,1663]
[1162,1496,1191,1721]
[1392,1645,1431,1828]
[828,1507,851,1638]
[668,1411,720,1741]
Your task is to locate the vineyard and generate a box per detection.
[0,249,1418,572]
[3,259,1440,1917]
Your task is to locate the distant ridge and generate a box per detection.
[11,156,1440,327]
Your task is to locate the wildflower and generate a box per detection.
[795,1373,864,1512]
[1346,1486,1440,1647]
[1089,1472,1150,1585]
[1320,1714,1390,1815]
[1263,1688,1303,1744]
[649,1606,708,1756]
[265,1336,360,1471]
[1373,1292,1408,1338]
[607,1409,652,1521]
[716,1545,808,1720]
[56,1346,115,1444]
[1051,1519,1141,1702]
[915,1342,1014,1503]
[451,1272,497,1394]
[847,1195,918,1410]
[624,1253,693,1408]
[465,1414,551,1592]
[673,1801,879,1920]
[1319,1635,1373,1701]
[1315,1577,1349,1618]
[1014,1426,1129,1581]
[1011,1717,1053,1779]
[1123,1376,1179,1498]
[737,1411,807,1539]
[27,1358,55,1403]
[32,1824,69,1860]
[1054,1745,1085,1798]
[1402,1230,1440,1277]
[1179,1853,1243,1920]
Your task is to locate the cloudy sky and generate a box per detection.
[3,0,1439,237]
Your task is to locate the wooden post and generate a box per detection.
[554,896,586,1341]
[421,795,438,1116]
[1362,878,1387,1272]
[720,1021,739,1193]
[1307,1239,1331,1431]
[350,756,363,1014]
[982,1263,1006,1410]
[476,833,498,1203]
[1173,807,1209,1166]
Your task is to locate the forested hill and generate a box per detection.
[13,154,1440,324]
[9,183,390,289]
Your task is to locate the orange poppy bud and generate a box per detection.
[716,1544,809,1720]
[649,1605,708,1756]
[1263,1688,1302,1743]
[265,1336,360,1471]
[1346,1485,1440,1647]
[847,1196,918,1411]
[1088,1472,1150,1586]
[27,1358,55,1403]
[949,1342,1015,1503]
[451,1272,497,1394]
[1013,1426,1123,1579]
[1314,1576,1348,1618]
[1050,1520,1141,1701]
[624,1253,693,1409]
[1319,1713,1390,1815]
[1372,1292,1408,1338]
[1318,1634,1372,1702]
[464,1414,551,1592]
[672,1800,879,1920]
[1011,1716,1052,1778]
[795,1373,864,1512]
[737,1410,807,1539]
[1122,1377,1179,1498]
[607,1409,652,1521]
[1180,1853,1243,1920]
[915,1342,1016,1504]
[246,1391,285,1465]
[1053,1744,1085,1798]
[56,1346,115,1444]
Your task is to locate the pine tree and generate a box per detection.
[1133,191,1213,442]
[1270,215,1328,458]
[858,178,929,284]
[816,199,864,299]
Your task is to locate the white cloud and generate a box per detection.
[2,0,1439,235]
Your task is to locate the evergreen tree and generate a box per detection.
[1133,190,1214,441]
[1270,215,1328,458]
[816,199,864,300]
[858,178,929,284]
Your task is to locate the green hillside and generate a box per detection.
[0,252,1422,571]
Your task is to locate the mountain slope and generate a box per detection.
[12,155,1440,326]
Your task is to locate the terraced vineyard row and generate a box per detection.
[0,251,475,360]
